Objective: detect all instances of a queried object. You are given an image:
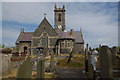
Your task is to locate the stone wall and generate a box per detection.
[75,43,84,53]
[17,42,31,54]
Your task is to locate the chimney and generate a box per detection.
[70,29,74,38]
[62,4,65,9]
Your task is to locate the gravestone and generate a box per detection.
[88,51,92,78]
[99,46,113,79]
[2,54,13,75]
[16,56,33,78]
[2,55,9,75]
[85,43,89,73]
[36,55,45,79]
[50,52,54,72]
[111,46,117,65]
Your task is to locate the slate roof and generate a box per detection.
[59,31,73,39]
[73,31,84,43]
[16,17,84,44]
[16,32,33,43]
[16,30,84,44]
[58,31,84,43]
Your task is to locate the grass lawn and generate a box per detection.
[57,54,85,69]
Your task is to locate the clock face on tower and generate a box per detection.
[58,25,62,29]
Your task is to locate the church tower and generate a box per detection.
[54,4,66,32]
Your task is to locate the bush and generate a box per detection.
[2,48,12,54]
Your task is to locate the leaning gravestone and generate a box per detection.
[36,55,45,79]
[16,56,33,79]
[99,46,113,79]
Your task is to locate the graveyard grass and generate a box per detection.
[57,54,85,69]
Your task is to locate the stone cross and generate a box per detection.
[16,56,33,78]
[99,46,113,79]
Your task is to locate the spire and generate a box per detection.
[54,3,57,9]
[62,4,65,9]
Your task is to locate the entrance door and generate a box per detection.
[24,47,27,54]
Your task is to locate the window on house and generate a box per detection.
[68,43,71,47]
[65,40,67,47]
[61,42,64,47]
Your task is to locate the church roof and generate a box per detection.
[57,31,84,43]
[59,31,73,39]
[73,31,84,43]
[16,32,33,44]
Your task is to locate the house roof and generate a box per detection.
[16,32,33,43]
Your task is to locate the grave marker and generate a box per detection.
[99,46,113,79]
[36,55,45,79]
[16,56,33,78]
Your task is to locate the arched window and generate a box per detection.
[58,13,61,21]
[40,33,48,48]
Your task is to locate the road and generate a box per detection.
[54,68,86,80]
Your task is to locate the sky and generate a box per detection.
[1,2,119,48]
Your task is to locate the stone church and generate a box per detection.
[15,4,84,54]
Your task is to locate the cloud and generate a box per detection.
[2,26,20,46]
[2,2,54,24]
[65,2,118,47]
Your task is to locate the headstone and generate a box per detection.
[88,51,92,78]
[2,54,13,75]
[36,55,45,79]
[85,43,89,73]
[16,56,33,78]
[99,46,113,79]
[50,52,54,72]
[111,46,117,65]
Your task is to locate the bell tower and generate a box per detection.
[54,4,66,32]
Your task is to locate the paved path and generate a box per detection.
[54,68,86,79]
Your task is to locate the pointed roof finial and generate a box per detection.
[21,28,24,33]
[62,4,65,9]
[54,3,57,9]
[44,13,47,18]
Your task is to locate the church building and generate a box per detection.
[15,4,84,54]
